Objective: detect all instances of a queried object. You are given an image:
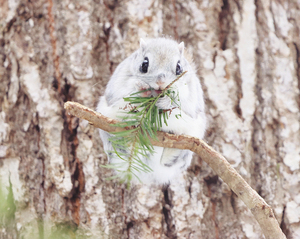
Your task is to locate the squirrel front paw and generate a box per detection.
[155,95,171,109]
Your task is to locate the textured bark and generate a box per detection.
[0,0,299,239]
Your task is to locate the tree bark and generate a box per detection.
[1,0,300,238]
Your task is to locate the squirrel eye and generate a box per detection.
[176,61,183,75]
[140,57,149,73]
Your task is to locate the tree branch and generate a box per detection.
[64,101,286,239]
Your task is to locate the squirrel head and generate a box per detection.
[130,38,190,91]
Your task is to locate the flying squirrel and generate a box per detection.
[97,38,206,185]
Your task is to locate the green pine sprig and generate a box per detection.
[102,71,187,187]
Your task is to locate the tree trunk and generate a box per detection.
[0,0,299,238]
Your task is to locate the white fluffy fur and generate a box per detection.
[97,38,206,185]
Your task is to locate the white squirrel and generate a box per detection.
[97,38,206,184]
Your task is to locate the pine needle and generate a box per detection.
[105,71,187,184]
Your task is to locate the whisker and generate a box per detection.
[92,82,101,88]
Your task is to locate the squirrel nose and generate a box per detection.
[156,73,166,89]
[157,80,164,86]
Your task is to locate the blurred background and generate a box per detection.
[0,0,300,238]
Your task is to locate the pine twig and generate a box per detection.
[107,71,186,184]
[64,101,286,239]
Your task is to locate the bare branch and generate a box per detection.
[64,101,286,239]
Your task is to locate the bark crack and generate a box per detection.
[47,0,61,93]
[60,78,84,226]
[218,0,243,119]
[280,205,290,238]
[293,43,300,110]
[103,1,115,75]
[204,175,219,239]
[218,0,230,50]
[162,186,177,239]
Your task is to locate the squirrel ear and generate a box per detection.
[178,42,184,56]
[140,38,147,51]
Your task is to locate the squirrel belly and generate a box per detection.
[97,38,207,185]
